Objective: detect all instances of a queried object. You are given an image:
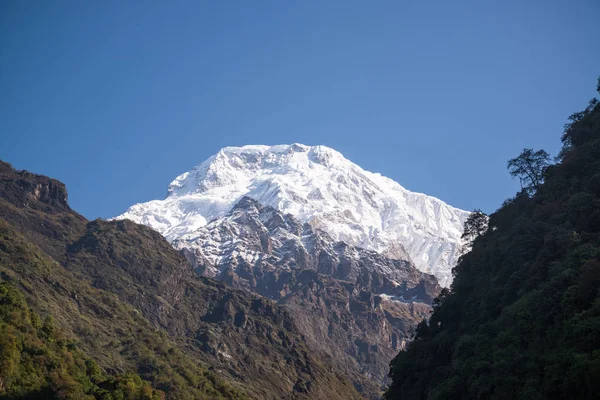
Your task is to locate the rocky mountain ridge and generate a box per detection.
[172,195,440,389]
[0,160,361,399]
[175,196,434,300]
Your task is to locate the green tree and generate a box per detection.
[507,148,550,194]
[460,209,488,252]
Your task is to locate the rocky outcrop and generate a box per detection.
[173,196,440,395]
[0,160,69,210]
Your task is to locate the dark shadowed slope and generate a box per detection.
[386,86,600,399]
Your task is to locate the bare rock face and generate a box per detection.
[0,161,70,210]
[174,196,441,395]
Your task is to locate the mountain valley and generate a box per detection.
[114,144,468,393]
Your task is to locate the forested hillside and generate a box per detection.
[386,82,600,399]
[0,279,164,400]
[0,161,359,399]
[0,203,247,399]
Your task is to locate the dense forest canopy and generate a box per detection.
[0,218,248,400]
[0,280,164,400]
[386,79,600,400]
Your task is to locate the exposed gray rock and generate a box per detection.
[173,196,441,394]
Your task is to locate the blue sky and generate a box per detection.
[1,0,598,218]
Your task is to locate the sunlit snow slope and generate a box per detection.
[116,144,469,286]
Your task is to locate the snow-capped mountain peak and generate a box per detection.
[116,144,469,286]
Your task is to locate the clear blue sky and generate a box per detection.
[1,0,598,219]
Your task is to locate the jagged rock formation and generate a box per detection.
[173,196,440,393]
